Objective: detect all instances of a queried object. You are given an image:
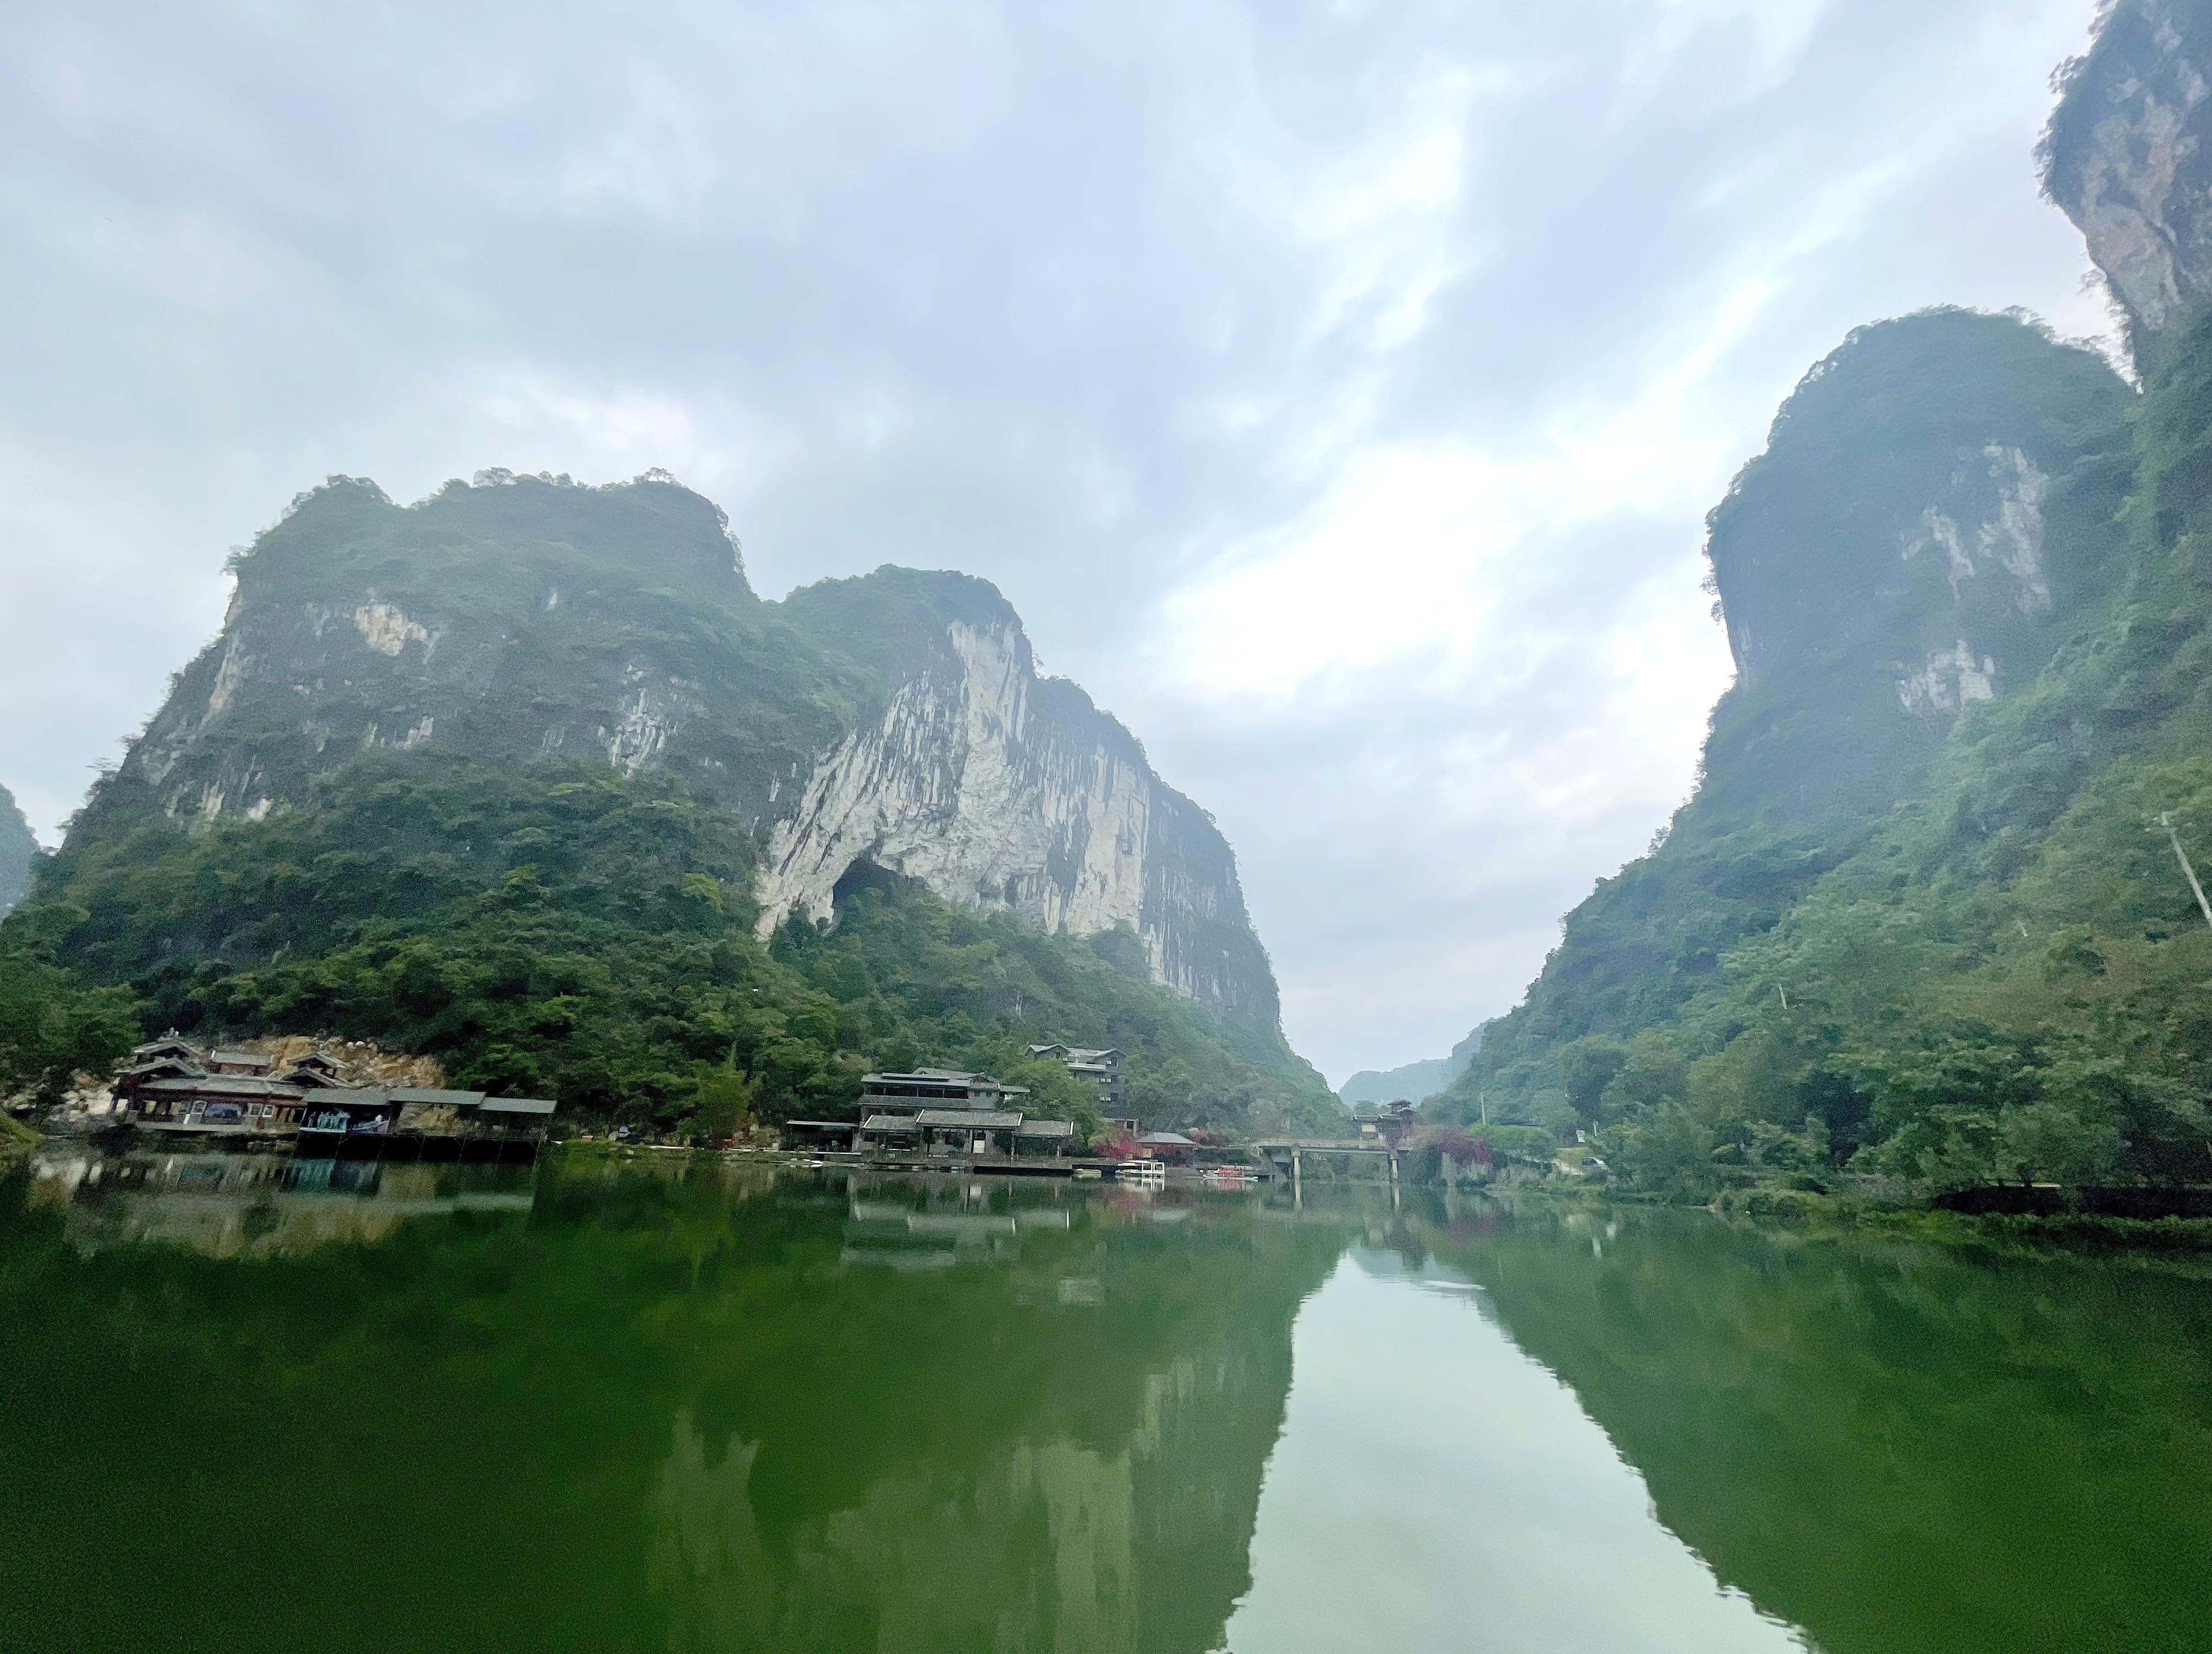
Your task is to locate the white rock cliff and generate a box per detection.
[754,616,1245,1007]
[87,474,1283,1026]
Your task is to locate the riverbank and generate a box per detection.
[0,1114,38,1164]
[1446,1177,2212,1267]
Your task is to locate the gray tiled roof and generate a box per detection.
[912,1109,1022,1129]
[140,1076,304,1098]
[476,1096,556,1116]
[304,1089,398,1110]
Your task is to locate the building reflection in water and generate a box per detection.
[26,1145,534,1257]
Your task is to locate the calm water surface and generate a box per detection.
[4,1150,2208,1653]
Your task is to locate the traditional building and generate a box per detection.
[113,1035,314,1138]
[1359,1100,1421,1148]
[1026,1045,1126,1113]
[1136,1130,1197,1163]
[110,1037,555,1159]
[788,1069,1078,1162]
[859,1070,1025,1112]
[297,1087,556,1156]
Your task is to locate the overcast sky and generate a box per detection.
[0,0,2115,1083]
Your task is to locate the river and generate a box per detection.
[3,1149,2208,1653]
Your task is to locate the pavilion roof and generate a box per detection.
[859,1114,924,1132]
[139,1076,303,1099]
[477,1097,556,1116]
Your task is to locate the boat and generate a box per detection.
[1117,1158,1167,1189]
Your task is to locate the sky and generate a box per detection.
[0,0,2117,1085]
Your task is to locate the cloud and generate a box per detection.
[0,0,2112,1081]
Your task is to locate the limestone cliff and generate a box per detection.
[1428,310,2136,1134]
[1423,17,2212,1187]
[79,471,1282,1027]
[1693,309,2132,828]
[766,570,1276,1019]
[2043,0,2212,355]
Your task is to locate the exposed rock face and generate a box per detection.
[1693,310,2132,827]
[755,607,1272,1016]
[108,472,816,833]
[82,471,1283,1026]
[0,783,36,915]
[2044,0,2212,352]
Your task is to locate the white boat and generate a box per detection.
[1117,1158,1167,1188]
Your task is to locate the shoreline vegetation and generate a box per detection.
[546,1137,2212,1261]
[1410,304,2212,1211]
[14,1119,2212,1265]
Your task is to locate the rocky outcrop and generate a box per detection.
[103,472,821,834]
[79,471,1284,1026]
[1692,310,2133,827]
[2043,0,2212,352]
[756,602,1273,1018]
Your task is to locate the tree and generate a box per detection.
[0,938,139,1105]
[1560,1037,1630,1128]
[691,1064,761,1144]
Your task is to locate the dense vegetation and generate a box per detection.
[0,784,35,916]
[6,755,1338,1136]
[78,466,1290,1038]
[0,936,136,1108]
[1431,306,2212,1197]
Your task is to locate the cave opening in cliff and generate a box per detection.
[832,855,923,912]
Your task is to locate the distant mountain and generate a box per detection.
[1339,1027,1482,1108]
[0,785,35,915]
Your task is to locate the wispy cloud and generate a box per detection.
[0,0,2111,1080]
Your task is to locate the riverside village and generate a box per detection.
[41,1032,1449,1193]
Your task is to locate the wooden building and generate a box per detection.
[111,1034,338,1140]
[111,1036,555,1160]
[858,1070,1026,1112]
[299,1087,557,1161]
[791,1068,1079,1163]
[1359,1100,1421,1148]
[1136,1130,1198,1163]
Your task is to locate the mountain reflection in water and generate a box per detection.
[3,1158,2208,1654]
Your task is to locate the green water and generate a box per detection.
[4,1152,2209,1653]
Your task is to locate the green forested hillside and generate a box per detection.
[1,462,1335,1132]
[1433,307,2212,1194]
[0,785,35,916]
[10,756,1337,1134]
